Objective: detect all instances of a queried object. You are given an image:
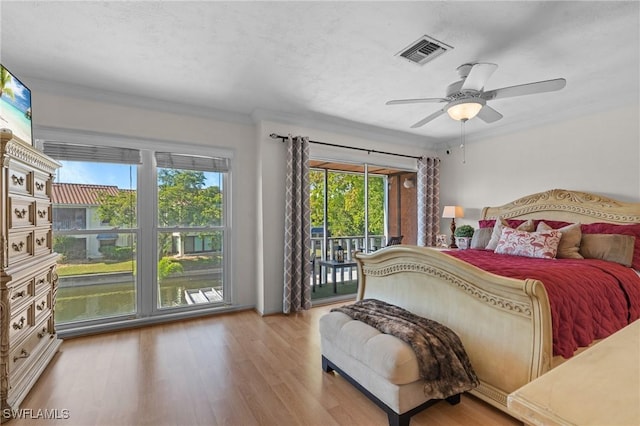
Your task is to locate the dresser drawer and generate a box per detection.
[33,172,51,199]
[34,270,53,293]
[34,229,52,256]
[34,291,52,323]
[8,197,35,229]
[35,201,52,226]
[8,318,51,376]
[7,165,32,196]
[8,277,35,311]
[7,231,33,265]
[9,304,34,344]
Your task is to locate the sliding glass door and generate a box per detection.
[310,162,388,299]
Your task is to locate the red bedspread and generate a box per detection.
[446,250,640,358]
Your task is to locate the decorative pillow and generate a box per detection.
[485,218,536,251]
[537,221,583,259]
[581,223,640,270]
[579,234,636,267]
[470,228,492,249]
[495,228,562,259]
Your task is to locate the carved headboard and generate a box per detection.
[481,189,640,225]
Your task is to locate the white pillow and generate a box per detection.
[494,228,562,259]
[485,218,535,251]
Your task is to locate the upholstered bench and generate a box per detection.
[320,311,462,426]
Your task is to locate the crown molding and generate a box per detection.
[250,108,437,150]
[27,77,254,125]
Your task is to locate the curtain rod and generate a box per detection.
[269,133,423,160]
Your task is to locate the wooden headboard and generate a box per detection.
[481,189,640,225]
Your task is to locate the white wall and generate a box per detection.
[38,88,637,315]
[437,104,640,230]
[33,91,258,309]
[32,90,435,315]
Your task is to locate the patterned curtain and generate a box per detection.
[417,157,441,246]
[283,135,311,313]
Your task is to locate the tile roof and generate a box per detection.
[52,183,122,205]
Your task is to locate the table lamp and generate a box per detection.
[442,205,464,248]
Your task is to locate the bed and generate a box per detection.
[348,188,640,413]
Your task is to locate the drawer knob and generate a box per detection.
[14,208,28,219]
[37,327,48,338]
[13,349,30,362]
[11,175,25,186]
[35,181,45,191]
[37,278,46,285]
[36,300,46,311]
[37,209,47,219]
[12,316,26,330]
[11,290,26,300]
[12,241,25,252]
[36,237,46,246]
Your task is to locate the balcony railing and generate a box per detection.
[311,235,386,261]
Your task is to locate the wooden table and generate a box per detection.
[507,319,640,426]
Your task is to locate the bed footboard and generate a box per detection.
[354,246,553,412]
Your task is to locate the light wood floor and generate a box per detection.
[11,304,522,426]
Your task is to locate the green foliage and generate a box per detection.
[98,245,134,261]
[309,170,385,237]
[158,257,184,280]
[53,235,89,261]
[0,66,15,100]
[157,169,222,227]
[454,224,475,238]
[96,190,136,227]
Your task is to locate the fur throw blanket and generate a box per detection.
[332,299,479,399]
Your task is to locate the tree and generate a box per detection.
[309,170,385,237]
[157,169,222,227]
[96,190,136,227]
[0,66,15,100]
[96,169,223,260]
[157,169,222,258]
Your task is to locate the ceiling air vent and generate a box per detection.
[396,35,453,65]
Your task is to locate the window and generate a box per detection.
[41,136,231,331]
[155,152,228,309]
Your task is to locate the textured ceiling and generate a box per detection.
[1,1,638,147]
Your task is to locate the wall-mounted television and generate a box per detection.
[0,64,32,145]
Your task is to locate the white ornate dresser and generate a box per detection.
[0,129,62,421]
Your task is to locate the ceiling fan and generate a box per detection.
[386,63,566,128]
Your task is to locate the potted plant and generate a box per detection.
[454,225,475,250]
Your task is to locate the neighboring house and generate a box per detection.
[52,182,216,260]
[52,183,124,259]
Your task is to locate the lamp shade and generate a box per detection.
[447,101,483,121]
[442,205,464,218]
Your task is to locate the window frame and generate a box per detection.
[37,127,234,335]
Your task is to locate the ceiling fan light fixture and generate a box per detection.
[446,99,484,121]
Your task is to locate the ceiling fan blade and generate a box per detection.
[482,78,566,100]
[410,109,446,128]
[476,105,503,123]
[461,63,498,91]
[386,98,448,105]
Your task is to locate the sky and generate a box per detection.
[57,161,137,188]
[56,161,223,189]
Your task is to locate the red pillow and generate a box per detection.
[479,219,528,229]
[582,223,640,270]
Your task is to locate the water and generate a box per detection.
[55,274,223,324]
